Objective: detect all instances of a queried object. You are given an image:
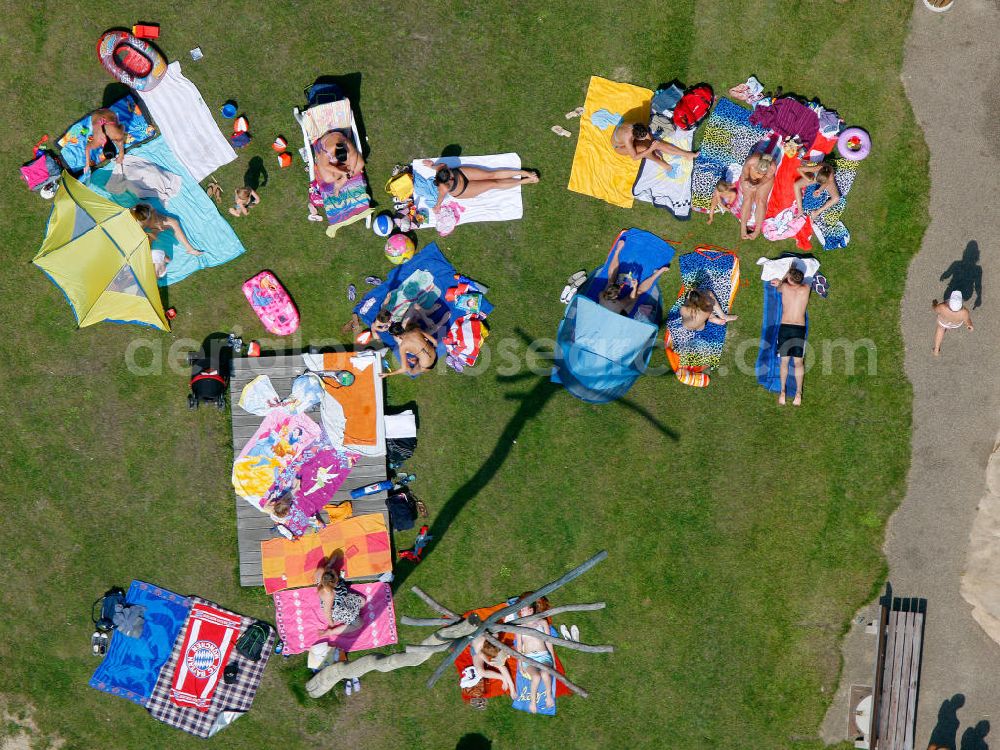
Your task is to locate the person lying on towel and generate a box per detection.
[677,288,738,331]
[610,121,698,170]
[514,594,556,714]
[381,322,438,378]
[422,159,538,211]
[599,236,669,316]
[314,130,365,194]
[470,636,516,699]
[771,267,811,406]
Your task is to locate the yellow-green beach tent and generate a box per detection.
[33,173,169,330]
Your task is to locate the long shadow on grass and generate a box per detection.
[393,329,678,591]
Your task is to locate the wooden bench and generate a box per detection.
[230,352,389,587]
[867,585,926,750]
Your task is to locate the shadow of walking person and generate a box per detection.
[928,693,965,750]
[244,156,268,191]
[940,240,983,309]
[960,720,990,750]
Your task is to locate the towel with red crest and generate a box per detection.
[169,603,242,711]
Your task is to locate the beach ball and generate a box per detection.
[372,212,394,237]
[385,234,416,265]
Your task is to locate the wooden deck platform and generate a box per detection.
[230,352,388,587]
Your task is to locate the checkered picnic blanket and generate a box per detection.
[146,596,275,739]
[261,513,393,594]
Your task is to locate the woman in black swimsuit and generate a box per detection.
[422,159,539,211]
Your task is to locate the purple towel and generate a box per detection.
[749,98,819,149]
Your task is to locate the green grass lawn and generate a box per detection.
[0,2,926,748]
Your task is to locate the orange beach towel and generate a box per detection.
[261,513,391,593]
[321,352,378,446]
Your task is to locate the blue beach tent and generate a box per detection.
[551,229,675,403]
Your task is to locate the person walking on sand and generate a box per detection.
[932,290,973,356]
[771,267,811,406]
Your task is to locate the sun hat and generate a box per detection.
[948,291,963,312]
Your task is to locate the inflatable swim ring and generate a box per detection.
[97,30,167,92]
[837,127,871,162]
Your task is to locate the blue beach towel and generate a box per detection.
[755,281,809,397]
[87,137,246,286]
[89,581,191,707]
[511,625,563,716]
[354,243,493,359]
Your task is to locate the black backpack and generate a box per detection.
[235,620,272,661]
[386,490,417,531]
[92,587,127,633]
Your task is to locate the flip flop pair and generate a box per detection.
[560,270,588,304]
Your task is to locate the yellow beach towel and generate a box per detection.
[567,76,654,208]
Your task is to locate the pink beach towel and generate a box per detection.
[273,582,397,655]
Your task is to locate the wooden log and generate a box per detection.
[490,624,614,654]
[482,633,588,698]
[401,616,459,628]
[306,618,478,697]
[485,551,608,627]
[410,586,459,619]
[508,602,606,624]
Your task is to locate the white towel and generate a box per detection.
[385,410,417,440]
[412,154,523,229]
[757,256,821,282]
[105,155,182,204]
[138,61,236,181]
[632,125,695,218]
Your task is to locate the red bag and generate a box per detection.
[673,85,714,130]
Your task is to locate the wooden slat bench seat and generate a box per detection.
[868,585,926,750]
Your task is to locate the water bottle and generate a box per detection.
[350,480,394,499]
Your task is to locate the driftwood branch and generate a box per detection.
[483,633,588,698]
[404,643,452,653]
[400,616,458,627]
[491,624,614,654]
[425,634,474,689]
[508,602,606,624]
[306,618,476,697]
[485,550,608,627]
[410,586,459,619]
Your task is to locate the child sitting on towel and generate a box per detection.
[470,636,516,699]
[707,178,741,224]
[514,593,556,714]
[263,485,323,539]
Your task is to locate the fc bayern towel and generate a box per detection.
[169,603,242,711]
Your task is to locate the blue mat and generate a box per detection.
[87,137,246,286]
[581,228,675,324]
[511,625,560,716]
[89,581,191,707]
[354,243,493,357]
[755,281,808,397]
